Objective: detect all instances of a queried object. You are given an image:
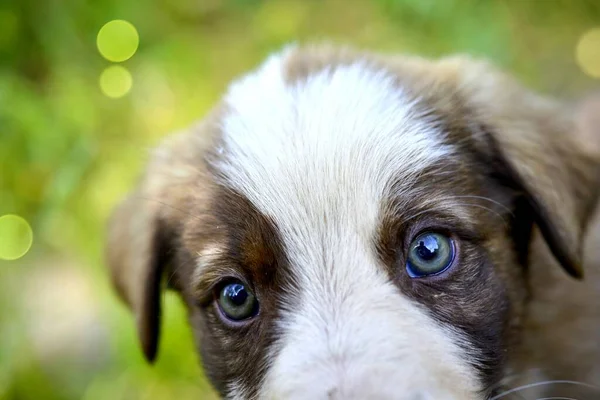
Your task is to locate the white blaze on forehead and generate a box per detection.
[216,49,481,399]
[219,49,451,243]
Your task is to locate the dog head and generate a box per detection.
[106,45,600,399]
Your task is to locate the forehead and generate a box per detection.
[213,48,456,252]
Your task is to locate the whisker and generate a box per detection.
[456,203,509,225]
[487,367,545,397]
[490,380,600,400]
[449,195,514,216]
[535,397,578,400]
[403,202,509,226]
[402,208,440,224]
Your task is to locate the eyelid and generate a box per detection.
[404,220,481,251]
[401,205,483,236]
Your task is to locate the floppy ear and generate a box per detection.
[105,125,214,361]
[443,57,600,278]
[106,189,169,362]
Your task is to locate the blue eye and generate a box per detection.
[216,280,259,321]
[406,232,455,277]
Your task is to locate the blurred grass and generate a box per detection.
[0,0,599,399]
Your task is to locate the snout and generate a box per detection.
[257,280,481,400]
[262,360,478,400]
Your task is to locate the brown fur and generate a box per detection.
[182,186,293,398]
[105,45,600,398]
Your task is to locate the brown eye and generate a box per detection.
[216,280,259,321]
[406,232,455,277]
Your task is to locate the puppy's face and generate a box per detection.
[106,46,599,399]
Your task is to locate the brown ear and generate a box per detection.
[106,190,169,362]
[105,124,214,361]
[443,57,600,278]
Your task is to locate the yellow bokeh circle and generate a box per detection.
[0,214,33,261]
[97,20,139,62]
[99,65,133,98]
[576,28,600,78]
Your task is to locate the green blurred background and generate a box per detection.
[0,0,599,399]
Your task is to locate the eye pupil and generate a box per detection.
[224,283,248,306]
[416,237,439,261]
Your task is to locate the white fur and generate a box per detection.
[214,48,480,399]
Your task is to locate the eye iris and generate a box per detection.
[407,232,454,277]
[218,281,257,321]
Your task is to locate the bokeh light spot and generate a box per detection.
[0,214,33,261]
[576,28,600,78]
[99,65,133,98]
[96,20,139,62]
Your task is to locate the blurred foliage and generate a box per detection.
[0,0,599,399]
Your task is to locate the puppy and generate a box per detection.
[106,45,600,399]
